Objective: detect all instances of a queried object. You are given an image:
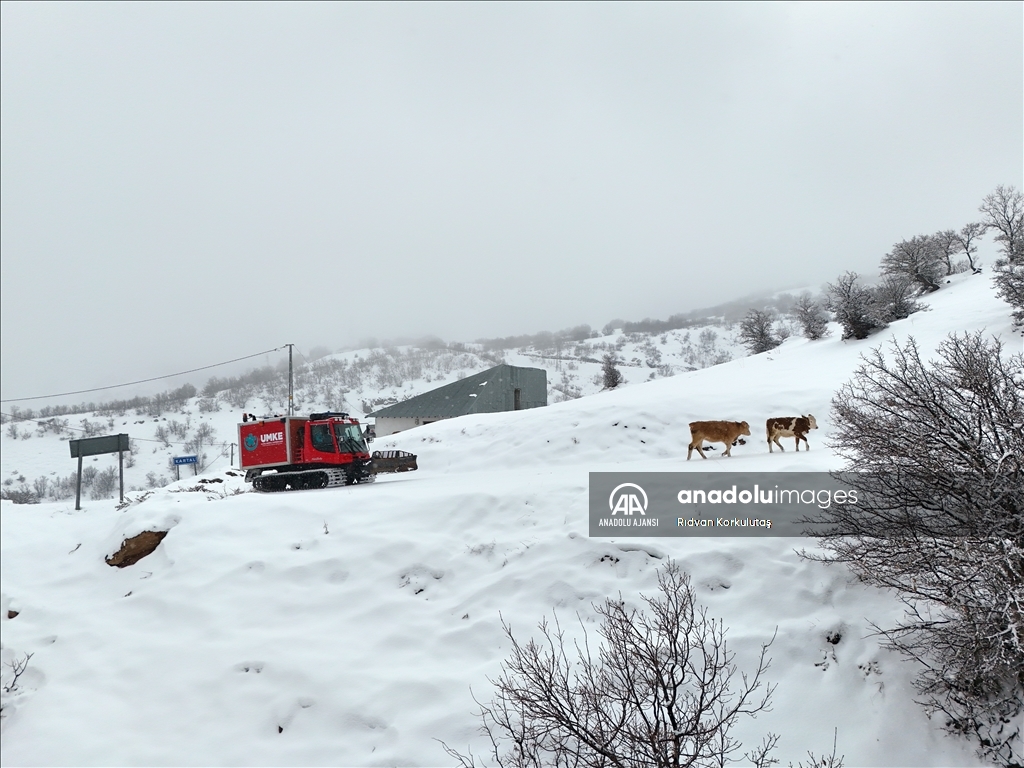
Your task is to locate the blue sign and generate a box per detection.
[173,455,198,466]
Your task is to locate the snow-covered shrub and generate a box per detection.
[881,235,943,293]
[78,419,103,437]
[0,485,37,504]
[792,294,831,340]
[690,328,732,368]
[825,272,887,340]
[442,562,781,768]
[49,473,78,500]
[601,354,623,389]
[154,425,171,448]
[90,467,119,499]
[874,275,923,323]
[552,371,582,402]
[810,332,1023,765]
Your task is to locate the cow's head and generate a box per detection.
[805,414,818,429]
[739,421,751,436]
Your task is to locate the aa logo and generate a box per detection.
[609,483,648,516]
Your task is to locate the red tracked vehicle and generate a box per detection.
[239,412,417,492]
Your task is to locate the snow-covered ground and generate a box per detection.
[1,272,1018,766]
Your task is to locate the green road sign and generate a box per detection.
[69,433,130,458]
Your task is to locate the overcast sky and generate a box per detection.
[1,2,1021,402]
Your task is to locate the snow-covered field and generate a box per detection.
[1,272,1018,766]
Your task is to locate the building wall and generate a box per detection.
[374,416,445,436]
[372,365,547,434]
[473,366,547,413]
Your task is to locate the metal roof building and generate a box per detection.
[369,364,547,435]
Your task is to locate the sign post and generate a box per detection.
[69,434,130,510]
[173,455,198,481]
[75,453,83,511]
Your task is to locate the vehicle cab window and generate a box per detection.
[310,424,336,453]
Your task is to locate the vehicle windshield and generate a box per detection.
[334,423,367,454]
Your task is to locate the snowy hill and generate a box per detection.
[1,272,1018,766]
[0,319,747,501]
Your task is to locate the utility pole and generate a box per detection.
[287,343,294,416]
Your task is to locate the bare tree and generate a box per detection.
[807,332,1024,766]
[824,272,886,341]
[442,562,779,768]
[91,467,119,499]
[794,732,845,768]
[739,310,781,354]
[980,185,1024,264]
[992,261,1024,332]
[1,651,34,701]
[187,422,218,469]
[980,187,1024,332]
[792,294,831,340]
[931,229,961,276]
[881,235,943,293]
[873,275,923,323]
[689,329,731,369]
[953,222,986,274]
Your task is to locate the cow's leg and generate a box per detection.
[722,441,732,457]
[771,435,784,452]
[794,436,801,452]
[687,443,694,460]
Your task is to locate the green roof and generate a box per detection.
[368,364,547,419]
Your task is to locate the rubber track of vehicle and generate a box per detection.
[253,467,348,493]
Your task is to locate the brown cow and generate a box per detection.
[767,414,818,452]
[687,421,751,460]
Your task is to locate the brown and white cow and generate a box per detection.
[687,420,751,460]
[766,414,818,452]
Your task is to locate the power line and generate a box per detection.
[1,346,288,403]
